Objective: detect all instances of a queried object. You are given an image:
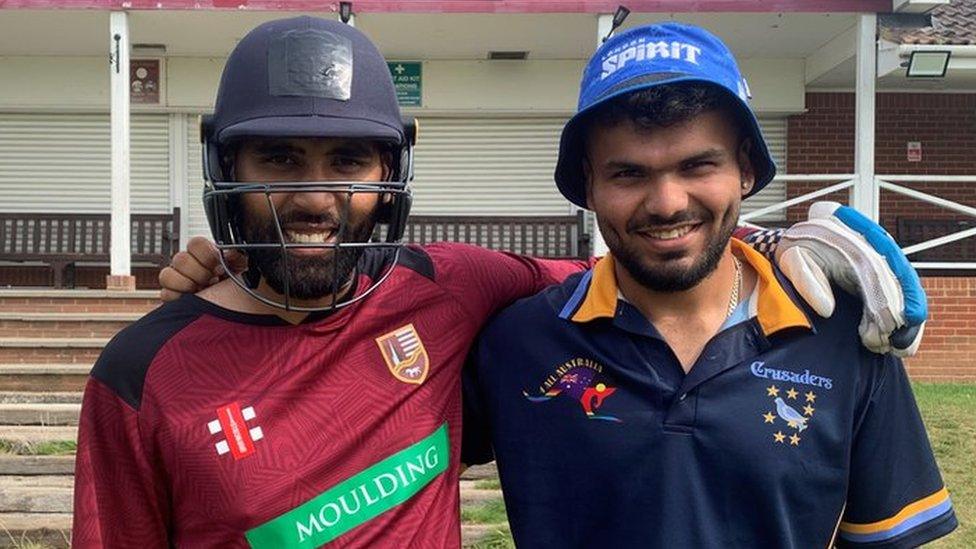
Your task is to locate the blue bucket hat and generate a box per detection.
[554,22,777,209]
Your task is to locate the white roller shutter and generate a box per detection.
[411,117,571,215]
[0,113,171,214]
[747,115,787,222]
[178,113,787,236]
[412,115,786,219]
[184,114,211,239]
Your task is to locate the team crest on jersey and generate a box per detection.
[207,402,263,460]
[524,357,621,422]
[760,383,817,448]
[376,323,430,385]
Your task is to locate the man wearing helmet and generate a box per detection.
[74,17,591,548]
[77,15,927,548]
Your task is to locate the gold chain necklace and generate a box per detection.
[727,256,742,319]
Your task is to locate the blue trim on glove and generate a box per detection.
[833,206,928,325]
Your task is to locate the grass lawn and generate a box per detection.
[913,383,976,548]
[463,383,975,548]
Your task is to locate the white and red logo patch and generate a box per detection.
[375,323,429,385]
[207,402,263,460]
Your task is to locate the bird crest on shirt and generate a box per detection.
[762,383,818,447]
[523,357,622,422]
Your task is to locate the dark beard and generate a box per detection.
[602,203,739,292]
[239,206,377,301]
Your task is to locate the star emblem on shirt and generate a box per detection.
[763,411,776,424]
[786,387,799,400]
[773,431,786,443]
[789,433,801,446]
[766,385,780,397]
[805,391,817,403]
[804,404,815,417]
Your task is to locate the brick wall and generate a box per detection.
[906,277,976,381]
[786,92,976,229]
[788,93,976,381]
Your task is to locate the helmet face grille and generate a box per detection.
[202,181,412,313]
[268,29,353,101]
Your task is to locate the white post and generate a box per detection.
[589,13,615,257]
[108,11,134,291]
[169,114,188,250]
[852,13,878,220]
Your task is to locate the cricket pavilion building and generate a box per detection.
[0,0,974,382]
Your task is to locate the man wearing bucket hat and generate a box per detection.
[463,23,955,547]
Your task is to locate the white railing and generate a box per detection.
[876,175,976,270]
[739,174,855,228]
[738,173,976,270]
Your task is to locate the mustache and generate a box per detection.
[626,209,713,233]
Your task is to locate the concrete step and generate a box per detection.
[0,312,142,322]
[0,316,133,339]
[0,392,81,405]
[0,513,71,548]
[459,487,503,505]
[0,339,107,364]
[0,364,90,392]
[0,403,80,426]
[462,524,509,547]
[0,476,73,513]
[0,426,77,445]
[0,456,75,476]
[460,462,498,481]
[0,289,160,315]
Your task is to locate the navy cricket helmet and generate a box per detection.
[201,16,417,312]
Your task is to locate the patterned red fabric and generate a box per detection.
[73,243,585,548]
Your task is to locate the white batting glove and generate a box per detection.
[747,202,927,357]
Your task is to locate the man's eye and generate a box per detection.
[335,157,365,166]
[263,154,297,166]
[612,169,641,179]
[684,161,715,172]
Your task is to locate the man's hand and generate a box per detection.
[749,202,927,357]
[159,237,246,302]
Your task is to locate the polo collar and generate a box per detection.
[558,238,811,337]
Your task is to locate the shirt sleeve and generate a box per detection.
[72,377,171,547]
[430,242,591,322]
[460,346,494,467]
[836,355,957,548]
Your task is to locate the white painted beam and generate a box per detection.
[591,13,614,257]
[852,14,878,220]
[109,11,132,279]
[893,0,950,14]
[805,26,856,85]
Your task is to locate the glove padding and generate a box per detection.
[772,202,927,357]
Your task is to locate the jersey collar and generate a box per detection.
[558,238,811,337]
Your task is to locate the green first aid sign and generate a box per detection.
[388,62,422,107]
[246,424,448,547]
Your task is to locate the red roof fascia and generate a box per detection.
[0,0,893,13]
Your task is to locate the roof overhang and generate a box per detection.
[892,0,951,14]
[0,0,892,13]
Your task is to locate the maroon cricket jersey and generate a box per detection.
[72,244,585,548]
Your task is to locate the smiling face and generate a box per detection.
[233,136,388,301]
[585,108,754,292]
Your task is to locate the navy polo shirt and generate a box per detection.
[463,240,956,548]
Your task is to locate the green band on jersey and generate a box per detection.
[246,423,449,548]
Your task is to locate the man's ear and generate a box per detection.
[738,139,756,197]
[381,149,395,182]
[582,157,595,210]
